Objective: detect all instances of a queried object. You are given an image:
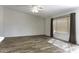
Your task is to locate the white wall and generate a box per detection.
[3,8,45,37]
[45,18,51,36]
[75,10,79,44]
[0,6,3,37]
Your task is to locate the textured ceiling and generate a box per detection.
[3,5,79,18]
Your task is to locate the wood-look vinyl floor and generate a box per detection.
[0,35,65,53]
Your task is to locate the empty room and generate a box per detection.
[0,5,79,53]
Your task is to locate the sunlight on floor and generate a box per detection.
[0,37,5,42]
[48,39,79,53]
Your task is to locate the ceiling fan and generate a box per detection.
[31,5,44,13]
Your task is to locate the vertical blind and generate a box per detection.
[53,16,70,34]
[51,16,70,41]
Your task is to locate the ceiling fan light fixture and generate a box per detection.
[31,5,43,13]
[32,6,39,13]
